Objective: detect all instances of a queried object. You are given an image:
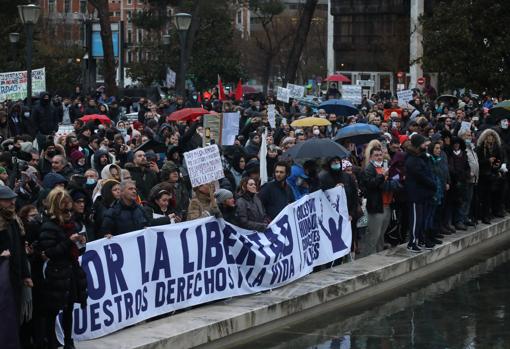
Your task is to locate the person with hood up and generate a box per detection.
[447,137,471,230]
[476,128,506,224]
[319,156,358,218]
[92,179,121,237]
[227,154,246,188]
[92,148,113,176]
[32,92,59,149]
[287,164,310,200]
[69,150,87,175]
[404,134,437,252]
[244,132,261,157]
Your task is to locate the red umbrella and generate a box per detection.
[242,85,262,94]
[80,114,112,125]
[325,74,351,83]
[167,108,210,122]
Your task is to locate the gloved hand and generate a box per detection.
[500,163,508,173]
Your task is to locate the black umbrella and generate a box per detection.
[436,94,459,107]
[487,106,510,124]
[282,138,349,160]
[133,139,168,154]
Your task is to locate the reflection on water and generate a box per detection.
[232,247,510,349]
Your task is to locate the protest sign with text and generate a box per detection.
[184,145,224,187]
[221,112,240,145]
[397,89,414,107]
[286,83,305,99]
[277,87,290,103]
[342,85,362,105]
[57,187,351,341]
[0,67,46,102]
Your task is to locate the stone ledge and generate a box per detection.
[77,218,510,349]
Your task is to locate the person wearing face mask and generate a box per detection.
[318,156,358,220]
[32,92,60,150]
[286,164,309,200]
[361,144,401,256]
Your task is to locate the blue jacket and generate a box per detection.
[404,148,436,203]
[100,200,149,236]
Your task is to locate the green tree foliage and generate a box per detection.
[422,0,510,95]
[0,0,25,72]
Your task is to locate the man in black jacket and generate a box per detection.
[101,180,149,237]
[128,150,159,201]
[259,161,295,220]
[405,134,437,252]
[32,92,60,149]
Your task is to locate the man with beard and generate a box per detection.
[128,150,159,201]
[31,92,59,149]
[258,161,295,220]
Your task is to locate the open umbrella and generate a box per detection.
[167,108,209,122]
[489,106,510,123]
[436,94,458,107]
[319,99,358,116]
[80,114,112,125]
[325,74,351,83]
[282,138,349,160]
[242,85,262,94]
[133,139,168,154]
[291,117,331,128]
[334,123,381,144]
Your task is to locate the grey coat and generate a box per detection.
[235,192,267,232]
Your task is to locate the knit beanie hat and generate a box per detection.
[70,150,85,162]
[214,189,233,204]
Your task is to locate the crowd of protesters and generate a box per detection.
[0,84,509,349]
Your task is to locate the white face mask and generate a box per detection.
[501,119,509,129]
[372,160,383,167]
[313,129,320,136]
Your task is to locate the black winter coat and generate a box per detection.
[258,180,295,220]
[235,192,267,232]
[361,163,386,214]
[31,100,59,135]
[318,169,358,217]
[100,200,149,236]
[37,220,87,312]
[128,166,159,201]
[404,148,436,203]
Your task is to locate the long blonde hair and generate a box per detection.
[45,187,73,225]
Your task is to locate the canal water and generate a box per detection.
[232,245,510,349]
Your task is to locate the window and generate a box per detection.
[127,0,132,4]
[237,11,242,24]
[127,30,132,43]
[49,0,56,13]
[64,0,71,13]
[127,10,132,22]
[137,29,142,43]
[80,0,87,13]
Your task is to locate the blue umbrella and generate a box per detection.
[334,123,381,144]
[319,99,359,116]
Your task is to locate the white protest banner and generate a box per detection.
[56,187,351,341]
[341,85,362,105]
[397,89,414,107]
[0,67,46,102]
[277,87,290,103]
[221,112,240,145]
[165,68,176,88]
[286,83,305,99]
[267,104,276,129]
[184,145,224,187]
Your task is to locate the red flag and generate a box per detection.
[197,92,202,104]
[234,79,243,101]
[218,74,225,101]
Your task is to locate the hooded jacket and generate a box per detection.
[31,92,59,135]
[404,146,436,203]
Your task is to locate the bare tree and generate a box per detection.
[89,0,118,96]
[284,0,318,84]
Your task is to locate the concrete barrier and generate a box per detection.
[77,218,510,349]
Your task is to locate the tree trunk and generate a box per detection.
[89,0,118,96]
[284,0,318,84]
[262,52,272,95]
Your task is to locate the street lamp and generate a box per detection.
[173,13,191,96]
[17,3,40,107]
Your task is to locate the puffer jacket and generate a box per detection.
[235,192,267,232]
[37,219,87,312]
[100,200,149,236]
[187,190,220,221]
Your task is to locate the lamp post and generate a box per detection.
[17,3,40,107]
[173,13,191,97]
